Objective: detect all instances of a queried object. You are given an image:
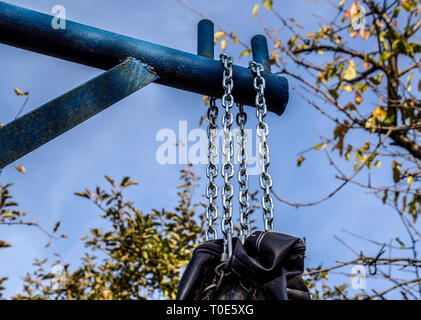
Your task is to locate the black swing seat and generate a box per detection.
[176,231,311,300]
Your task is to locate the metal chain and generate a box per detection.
[236,103,251,243]
[205,97,219,241]
[220,53,235,262]
[249,61,275,232]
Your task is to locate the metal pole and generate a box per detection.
[197,19,214,59]
[0,1,288,116]
[0,58,157,169]
[251,35,271,73]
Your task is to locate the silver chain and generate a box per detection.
[249,61,274,232]
[220,53,235,261]
[205,97,219,241]
[236,103,251,243]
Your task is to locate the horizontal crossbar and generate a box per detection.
[0,1,288,116]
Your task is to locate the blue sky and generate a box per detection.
[0,0,412,298]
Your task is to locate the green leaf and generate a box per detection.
[395,237,405,249]
[355,83,368,93]
[407,71,414,91]
[368,73,384,85]
[392,39,412,56]
[380,51,394,63]
[328,88,339,99]
[392,161,401,183]
[373,106,387,122]
[288,18,304,29]
[383,109,396,125]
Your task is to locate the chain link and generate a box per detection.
[220,53,235,261]
[205,97,219,241]
[236,103,251,243]
[249,61,275,232]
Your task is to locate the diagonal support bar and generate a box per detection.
[0,57,158,169]
[0,1,288,115]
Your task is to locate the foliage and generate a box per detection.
[7,165,203,300]
[1,0,421,300]
[183,0,421,299]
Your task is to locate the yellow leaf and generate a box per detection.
[350,30,359,38]
[341,84,354,92]
[203,95,210,105]
[307,33,315,37]
[221,39,227,51]
[407,175,414,187]
[344,60,357,81]
[263,0,273,10]
[361,141,370,152]
[274,39,281,48]
[233,33,239,45]
[252,4,259,18]
[104,175,115,187]
[365,117,376,132]
[297,156,305,167]
[214,32,225,41]
[373,106,386,122]
[13,86,28,96]
[407,71,414,92]
[239,48,251,57]
[271,50,279,63]
[14,165,26,173]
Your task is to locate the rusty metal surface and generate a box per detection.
[0,58,158,169]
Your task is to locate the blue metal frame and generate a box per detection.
[251,35,272,73]
[0,58,157,168]
[198,19,215,59]
[0,1,289,169]
[0,1,288,115]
